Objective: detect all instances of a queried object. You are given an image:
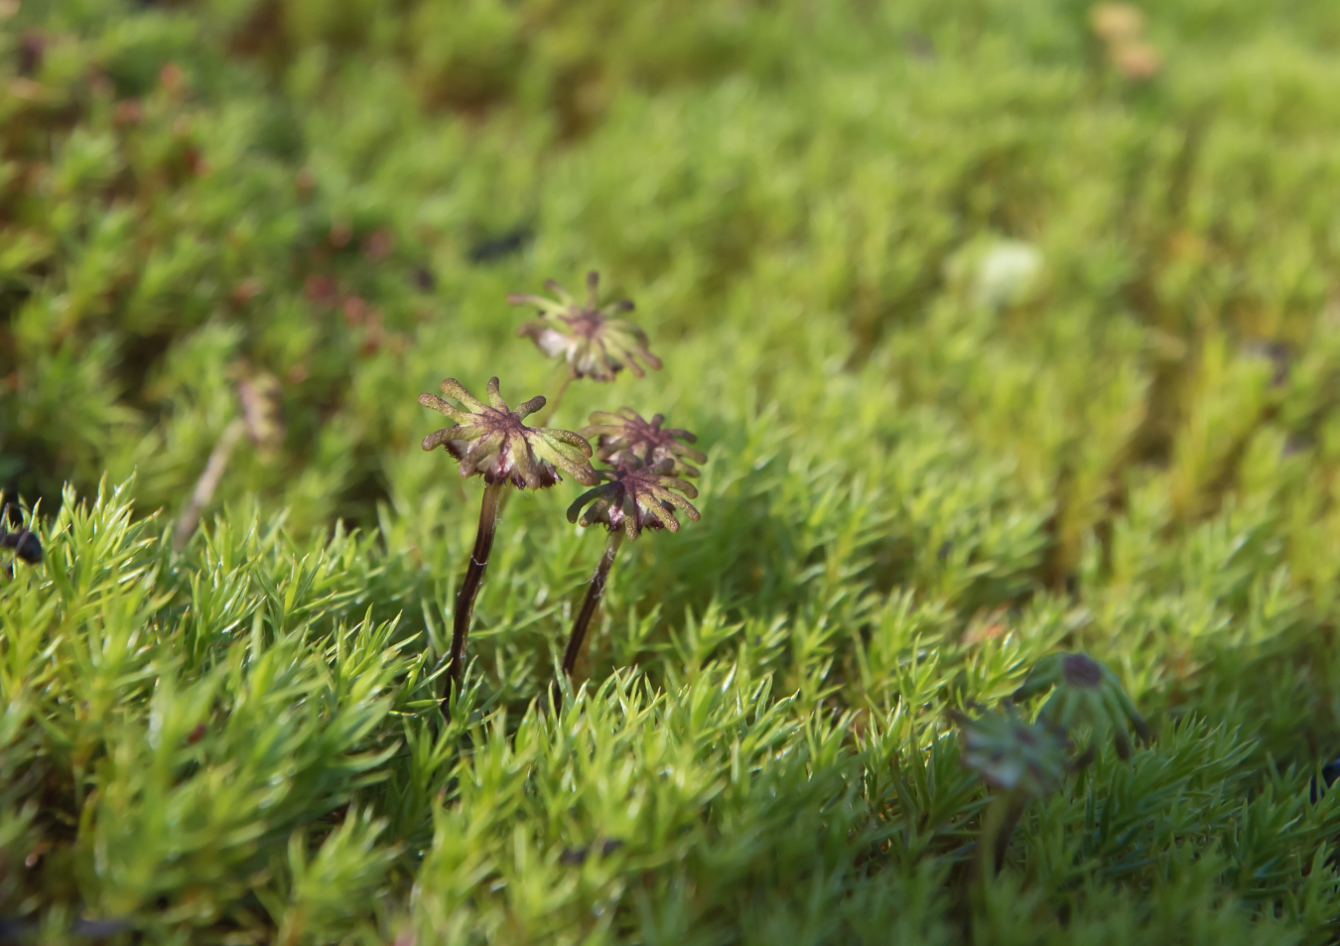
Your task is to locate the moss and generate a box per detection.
[5,0,1340,942]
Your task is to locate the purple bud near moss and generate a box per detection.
[509,272,662,382]
[566,458,700,540]
[420,376,598,488]
[1013,651,1150,760]
[583,408,707,478]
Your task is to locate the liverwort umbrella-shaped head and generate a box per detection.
[583,408,707,478]
[1012,652,1151,760]
[953,706,1070,798]
[566,458,700,540]
[509,271,662,381]
[419,377,599,489]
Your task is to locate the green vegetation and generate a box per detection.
[5,0,1340,941]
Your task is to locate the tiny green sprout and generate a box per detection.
[556,436,702,696]
[1012,652,1151,761]
[509,271,662,386]
[952,706,1070,877]
[584,408,707,477]
[420,376,598,718]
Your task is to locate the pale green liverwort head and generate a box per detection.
[419,376,599,489]
[955,706,1070,797]
[566,458,700,540]
[1013,652,1151,760]
[509,271,662,382]
[583,408,706,478]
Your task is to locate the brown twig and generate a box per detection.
[173,419,245,552]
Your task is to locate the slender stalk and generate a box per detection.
[552,531,624,708]
[443,480,505,719]
[977,790,1026,880]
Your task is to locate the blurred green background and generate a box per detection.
[7,0,1340,942]
[6,0,1339,553]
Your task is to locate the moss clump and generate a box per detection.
[6,0,1340,942]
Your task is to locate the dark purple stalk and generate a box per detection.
[553,531,624,705]
[443,480,505,720]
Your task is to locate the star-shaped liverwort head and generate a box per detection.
[566,459,700,540]
[419,377,598,489]
[1012,652,1150,760]
[583,408,706,478]
[953,706,1070,797]
[509,271,662,381]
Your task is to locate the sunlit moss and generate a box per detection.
[5,0,1340,942]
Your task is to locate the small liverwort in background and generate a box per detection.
[953,706,1070,877]
[953,651,1149,877]
[1012,652,1150,762]
[509,271,661,421]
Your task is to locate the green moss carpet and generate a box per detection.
[4,1,1340,942]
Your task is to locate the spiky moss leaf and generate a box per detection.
[3,481,1340,941]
